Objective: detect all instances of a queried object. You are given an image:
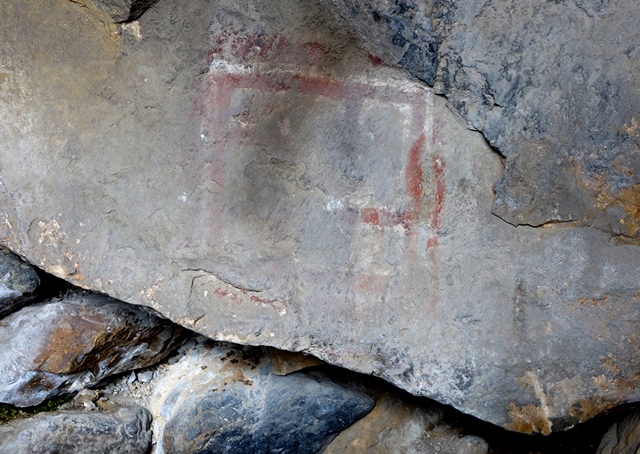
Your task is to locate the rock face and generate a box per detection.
[332,0,640,236]
[146,338,374,453]
[0,292,184,407]
[0,0,639,431]
[0,405,152,454]
[597,409,640,454]
[0,247,40,316]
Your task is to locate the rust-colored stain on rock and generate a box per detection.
[505,402,552,435]
[568,397,618,423]
[33,313,107,374]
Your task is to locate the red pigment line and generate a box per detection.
[368,54,385,66]
[359,207,415,232]
[213,287,283,310]
[406,133,426,211]
[359,133,428,233]
[213,288,242,305]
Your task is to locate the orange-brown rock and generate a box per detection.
[0,291,184,407]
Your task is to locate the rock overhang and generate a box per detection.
[0,0,638,433]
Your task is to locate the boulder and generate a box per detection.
[0,291,185,407]
[0,0,638,431]
[0,405,152,454]
[146,338,374,453]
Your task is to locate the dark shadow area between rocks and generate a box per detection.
[305,363,638,454]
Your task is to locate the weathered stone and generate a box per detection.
[0,246,40,316]
[0,0,639,432]
[0,405,152,454]
[146,339,374,453]
[597,409,640,454]
[332,0,640,237]
[324,384,489,454]
[0,291,184,407]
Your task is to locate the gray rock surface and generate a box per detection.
[332,0,640,236]
[0,246,40,316]
[0,0,639,431]
[0,405,152,454]
[597,410,640,454]
[145,338,374,454]
[0,291,184,407]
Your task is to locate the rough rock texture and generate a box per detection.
[597,409,640,454]
[0,291,184,407]
[145,338,374,453]
[332,0,640,236]
[0,0,639,431]
[0,405,152,454]
[324,389,488,454]
[0,246,40,316]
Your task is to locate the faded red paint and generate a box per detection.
[406,133,426,210]
[357,274,389,295]
[360,207,381,226]
[213,288,243,305]
[359,207,415,232]
[248,294,279,309]
[190,31,448,310]
[213,287,284,311]
[426,237,438,249]
[359,133,430,235]
[368,54,384,66]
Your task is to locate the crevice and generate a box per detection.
[181,268,267,293]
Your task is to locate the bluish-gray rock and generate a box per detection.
[154,341,374,454]
[0,246,40,317]
[0,405,152,454]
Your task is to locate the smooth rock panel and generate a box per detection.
[0,405,152,454]
[0,291,184,407]
[0,0,639,431]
